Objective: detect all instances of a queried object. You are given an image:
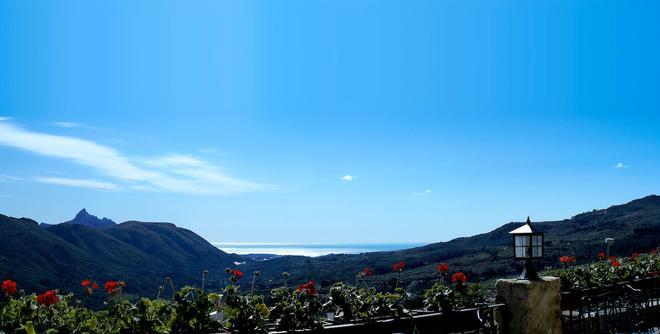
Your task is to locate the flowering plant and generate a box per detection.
[436,263,449,275]
[544,249,660,290]
[225,268,244,285]
[36,290,59,306]
[222,284,269,334]
[325,282,409,323]
[269,283,323,331]
[559,256,576,266]
[423,271,485,312]
[392,261,406,288]
[1,280,16,296]
[450,272,468,284]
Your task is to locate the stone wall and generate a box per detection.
[495,276,561,334]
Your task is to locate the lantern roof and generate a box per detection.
[509,217,539,234]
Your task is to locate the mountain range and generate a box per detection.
[2,195,660,301]
[0,209,244,306]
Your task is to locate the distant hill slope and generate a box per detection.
[0,210,245,303]
[240,195,660,293]
[63,208,117,230]
[2,196,660,300]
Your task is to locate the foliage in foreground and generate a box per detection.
[0,264,484,333]
[543,249,660,290]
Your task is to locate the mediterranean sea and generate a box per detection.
[213,242,425,257]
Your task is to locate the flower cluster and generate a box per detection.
[559,256,576,265]
[451,272,468,284]
[544,249,660,290]
[436,263,449,274]
[224,268,244,285]
[81,279,99,295]
[104,280,126,295]
[609,256,621,268]
[1,279,17,296]
[36,290,59,306]
[294,280,317,296]
[392,261,406,272]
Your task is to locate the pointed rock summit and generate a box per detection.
[65,208,116,230]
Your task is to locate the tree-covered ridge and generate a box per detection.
[1,195,660,301]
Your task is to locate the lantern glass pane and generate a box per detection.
[532,235,543,258]
[514,235,530,258]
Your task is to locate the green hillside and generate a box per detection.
[2,195,660,302]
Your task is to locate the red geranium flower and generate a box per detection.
[597,252,606,260]
[105,280,119,295]
[2,280,17,296]
[610,258,621,268]
[436,263,449,274]
[362,268,374,277]
[295,280,317,296]
[451,272,468,284]
[559,256,576,264]
[393,261,406,272]
[36,290,59,306]
[92,282,99,290]
[81,279,91,287]
[231,269,243,279]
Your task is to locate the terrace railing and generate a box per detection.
[560,274,660,333]
[267,303,507,334]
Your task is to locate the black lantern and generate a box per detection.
[509,217,543,280]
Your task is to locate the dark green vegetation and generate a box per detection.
[0,210,243,306]
[1,195,660,301]
[242,195,660,293]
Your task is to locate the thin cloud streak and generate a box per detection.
[412,189,432,196]
[36,177,119,191]
[0,174,21,183]
[0,121,271,195]
[53,122,82,128]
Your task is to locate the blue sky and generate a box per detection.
[1,0,660,244]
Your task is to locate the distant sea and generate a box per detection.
[213,242,425,257]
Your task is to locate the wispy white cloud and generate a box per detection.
[198,147,218,155]
[0,117,13,122]
[0,121,270,195]
[614,162,628,169]
[340,174,355,182]
[53,122,83,128]
[412,189,432,196]
[36,177,119,191]
[0,174,21,183]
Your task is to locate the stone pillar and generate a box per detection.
[495,276,561,334]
